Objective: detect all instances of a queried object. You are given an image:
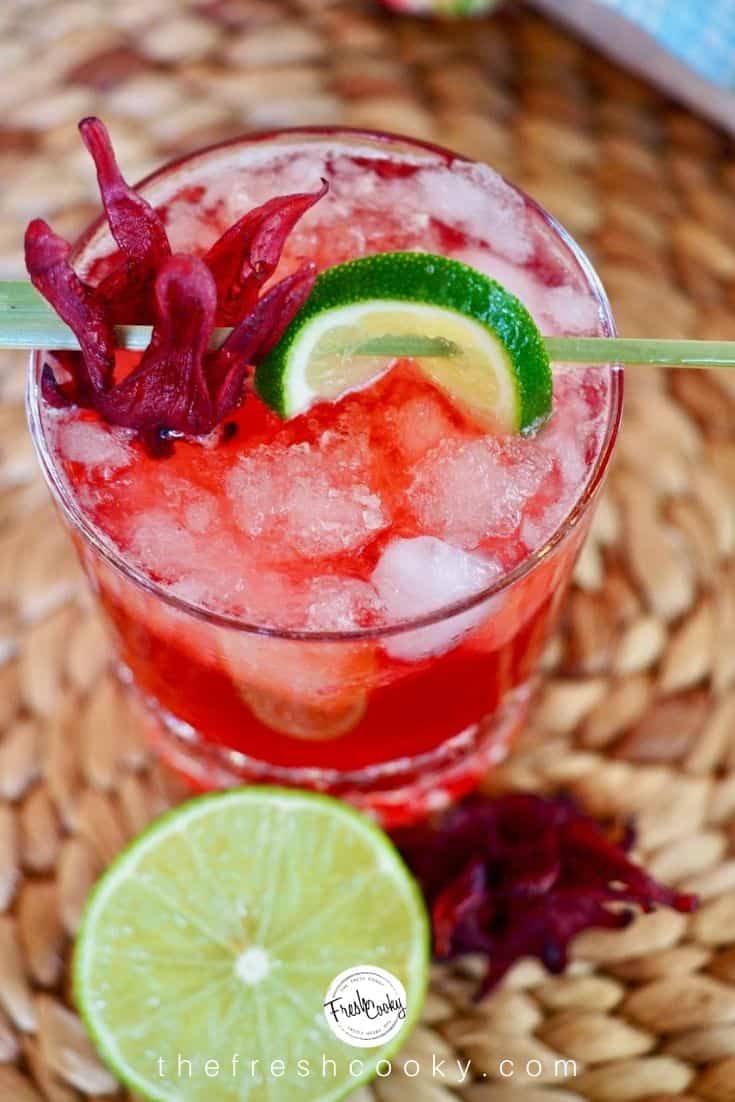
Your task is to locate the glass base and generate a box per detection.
[122,669,533,827]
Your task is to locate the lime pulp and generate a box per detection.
[73,787,430,1102]
[256,251,552,434]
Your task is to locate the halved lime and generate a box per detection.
[256,251,552,433]
[73,788,429,1102]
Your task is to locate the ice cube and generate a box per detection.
[56,416,133,472]
[219,620,377,703]
[153,478,220,536]
[183,495,218,535]
[304,575,383,632]
[371,536,502,660]
[455,250,544,318]
[385,392,459,464]
[416,162,534,264]
[128,507,254,614]
[540,284,602,336]
[520,499,570,552]
[541,386,589,490]
[128,510,199,583]
[226,441,387,559]
[237,567,303,628]
[408,436,554,549]
[513,374,608,554]
[516,444,581,553]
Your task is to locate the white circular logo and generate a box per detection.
[323,965,408,1048]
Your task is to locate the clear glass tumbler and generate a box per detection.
[27,127,622,826]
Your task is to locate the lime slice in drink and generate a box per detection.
[74,788,429,1102]
[256,251,552,434]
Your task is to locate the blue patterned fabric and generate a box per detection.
[598,0,735,87]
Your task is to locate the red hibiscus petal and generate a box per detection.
[25,218,114,400]
[79,117,171,272]
[209,261,317,420]
[98,254,217,441]
[433,860,488,959]
[394,794,698,998]
[79,117,171,322]
[40,361,73,408]
[204,182,327,324]
[475,893,634,996]
[95,262,154,325]
[27,117,328,449]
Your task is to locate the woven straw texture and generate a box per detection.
[3,1,735,1099]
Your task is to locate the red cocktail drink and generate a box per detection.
[28,129,621,826]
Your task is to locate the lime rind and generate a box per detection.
[73,786,430,1102]
[256,251,552,433]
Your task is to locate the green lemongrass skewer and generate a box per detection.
[0,315,232,352]
[544,337,735,368]
[356,335,735,367]
[0,281,229,352]
[2,281,735,367]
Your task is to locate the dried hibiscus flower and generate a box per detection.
[394,793,697,998]
[25,117,326,454]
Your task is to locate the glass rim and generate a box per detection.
[27,125,624,644]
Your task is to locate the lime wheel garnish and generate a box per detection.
[256,251,552,434]
[74,788,429,1101]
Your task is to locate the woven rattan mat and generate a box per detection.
[3,1,735,1099]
